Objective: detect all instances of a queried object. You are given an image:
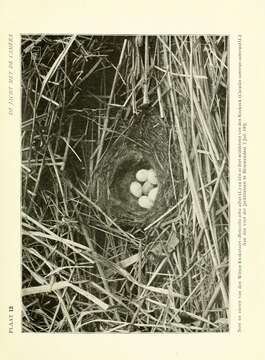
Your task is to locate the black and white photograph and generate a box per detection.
[21,35,229,333]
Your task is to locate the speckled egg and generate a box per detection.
[142,180,154,195]
[129,181,142,198]
[148,186,159,202]
[136,169,149,182]
[138,195,153,209]
[147,169,158,185]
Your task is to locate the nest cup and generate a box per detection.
[96,110,181,226]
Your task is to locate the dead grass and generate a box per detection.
[21,35,229,332]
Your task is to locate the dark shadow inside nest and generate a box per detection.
[110,155,157,213]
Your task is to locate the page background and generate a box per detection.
[0,1,264,359]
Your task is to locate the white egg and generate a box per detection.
[142,181,154,195]
[129,181,142,198]
[138,195,153,209]
[136,169,149,182]
[148,186,159,202]
[147,169,158,185]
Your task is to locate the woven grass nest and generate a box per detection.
[96,109,182,226]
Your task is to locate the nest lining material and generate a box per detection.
[96,110,182,226]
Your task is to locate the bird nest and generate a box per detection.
[96,109,182,226]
